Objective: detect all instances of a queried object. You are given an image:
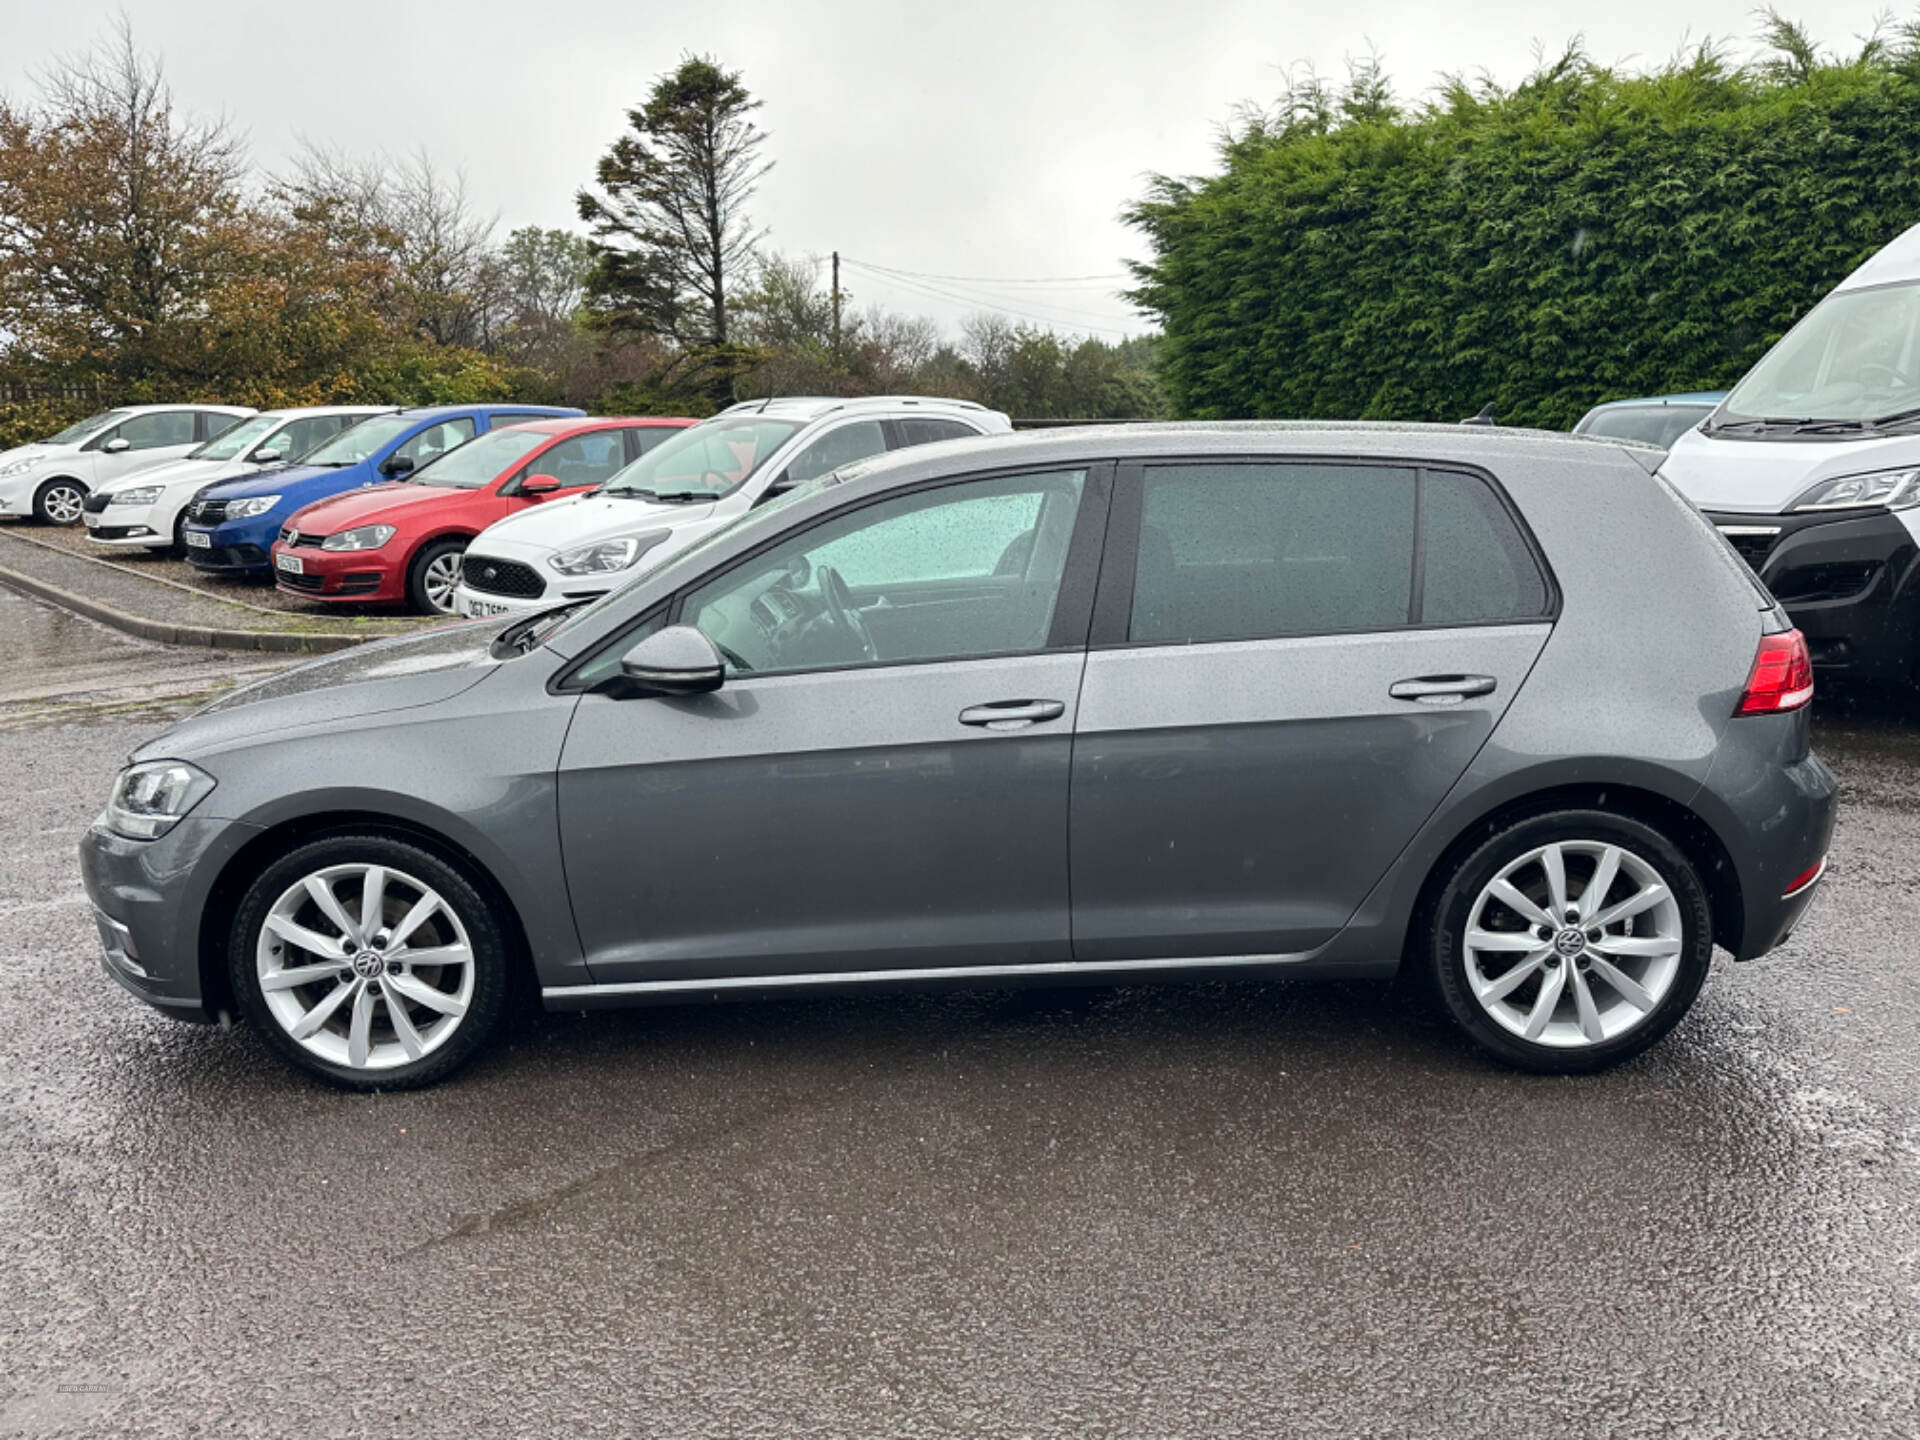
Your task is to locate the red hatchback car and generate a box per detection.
[271,417,693,613]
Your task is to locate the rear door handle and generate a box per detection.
[1390,674,1497,705]
[958,699,1066,730]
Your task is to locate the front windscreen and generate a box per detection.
[46,410,128,445]
[410,429,547,489]
[601,417,801,500]
[302,414,414,466]
[189,414,280,462]
[1578,405,1712,449]
[1723,282,1920,425]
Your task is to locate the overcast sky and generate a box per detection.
[0,0,1895,338]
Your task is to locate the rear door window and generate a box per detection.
[893,417,979,448]
[1130,463,1417,643]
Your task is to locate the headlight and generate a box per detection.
[320,524,396,551]
[109,486,162,506]
[104,760,215,840]
[0,458,35,476]
[223,494,282,520]
[549,531,670,576]
[1789,468,1920,512]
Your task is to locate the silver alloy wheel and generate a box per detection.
[256,863,475,1071]
[40,482,84,524]
[421,550,463,613]
[1463,840,1684,1049]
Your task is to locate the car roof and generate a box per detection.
[392,403,582,420]
[1584,392,1726,411]
[495,415,696,436]
[829,420,1667,497]
[111,403,254,415]
[254,405,397,420]
[715,395,995,422]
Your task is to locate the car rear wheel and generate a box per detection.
[229,834,510,1089]
[33,477,86,525]
[408,538,466,614]
[1427,810,1713,1073]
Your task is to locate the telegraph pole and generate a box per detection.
[831,250,842,352]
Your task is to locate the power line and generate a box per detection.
[838,258,1142,338]
[845,257,1133,287]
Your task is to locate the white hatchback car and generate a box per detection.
[82,406,397,552]
[452,396,1012,618]
[0,405,257,525]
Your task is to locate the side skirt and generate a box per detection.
[540,949,1396,1009]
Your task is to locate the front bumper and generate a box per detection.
[0,472,47,512]
[1708,507,1920,684]
[83,499,170,545]
[79,816,260,1023]
[270,538,404,603]
[183,520,276,573]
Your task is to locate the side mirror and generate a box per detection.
[613,625,726,698]
[102,437,131,454]
[520,473,561,496]
[252,447,285,465]
[380,454,416,478]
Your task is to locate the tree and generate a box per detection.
[0,18,246,380]
[280,145,497,349]
[576,56,770,348]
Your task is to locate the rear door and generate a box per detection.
[1069,458,1555,961]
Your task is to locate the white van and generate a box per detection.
[1663,222,1920,687]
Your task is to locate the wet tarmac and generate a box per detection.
[2,613,1917,1438]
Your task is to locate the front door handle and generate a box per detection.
[1390,674,1497,705]
[958,699,1066,731]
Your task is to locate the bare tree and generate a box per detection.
[0,17,245,375]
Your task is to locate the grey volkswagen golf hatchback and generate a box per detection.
[81,424,1838,1088]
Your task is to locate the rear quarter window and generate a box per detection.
[1419,469,1550,624]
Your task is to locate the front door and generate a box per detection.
[556,464,1109,984]
[90,410,202,485]
[1070,459,1556,961]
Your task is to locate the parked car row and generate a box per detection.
[0,393,1013,616]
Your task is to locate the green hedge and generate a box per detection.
[1126,34,1920,428]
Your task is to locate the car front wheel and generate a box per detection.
[1427,810,1714,1073]
[408,538,467,614]
[33,477,86,525]
[229,834,510,1089]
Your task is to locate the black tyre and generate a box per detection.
[33,477,86,525]
[1427,809,1713,1074]
[407,538,466,614]
[228,833,511,1090]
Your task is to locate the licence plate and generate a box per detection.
[462,596,508,617]
[184,530,210,549]
[275,551,303,575]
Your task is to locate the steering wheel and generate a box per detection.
[815,565,878,663]
[1858,361,1915,394]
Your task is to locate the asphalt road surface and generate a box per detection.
[3,586,1917,1438]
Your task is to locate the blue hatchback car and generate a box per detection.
[181,404,583,575]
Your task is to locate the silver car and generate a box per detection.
[80,424,1839,1088]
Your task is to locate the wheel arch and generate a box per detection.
[195,809,535,1018]
[1396,779,1746,967]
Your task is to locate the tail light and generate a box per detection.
[1736,629,1814,716]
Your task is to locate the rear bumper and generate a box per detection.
[270,541,404,603]
[1696,707,1840,960]
[1708,507,1920,684]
